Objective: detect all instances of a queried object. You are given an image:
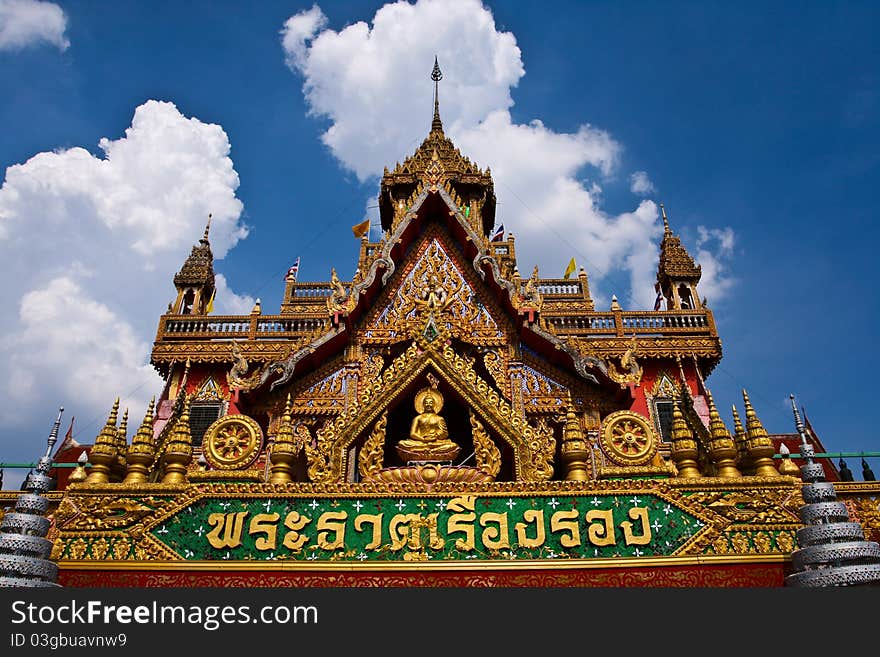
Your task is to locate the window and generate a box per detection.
[654,400,675,442]
[189,402,223,446]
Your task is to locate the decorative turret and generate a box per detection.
[112,407,129,482]
[378,59,496,236]
[160,396,194,484]
[560,400,590,482]
[669,400,701,478]
[124,399,156,484]
[171,215,215,315]
[742,390,781,478]
[0,408,64,587]
[731,405,753,475]
[786,394,880,587]
[705,392,741,478]
[85,399,120,484]
[269,395,298,484]
[656,204,703,310]
[777,443,801,477]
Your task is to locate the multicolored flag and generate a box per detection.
[490,224,504,241]
[286,256,301,281]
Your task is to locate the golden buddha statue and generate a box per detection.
[396,385,460,462]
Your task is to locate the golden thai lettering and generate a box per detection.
[354,513,384,550]
[550,509,581,548]
[206,512,248,549]
[585,509,616,546]
[389,513,422,551]
[282,510,311,550]
[620,507,652,546]
[514,509,546,548]
[479,512,510,550]
[446,495,476,551]
[249,512,280,551]
[316,511,348,550]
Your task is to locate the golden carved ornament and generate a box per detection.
[358,412,387,480]
[482,350,509,399]
[227,340,264,392]
[601,410,658,466]
[469,410,500,479]
[202,414,264,470]
[605,335,644,388]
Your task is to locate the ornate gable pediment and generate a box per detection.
[304,338,556,485]
[360,231,508,347]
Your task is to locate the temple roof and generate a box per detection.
[657,205,701,282]
[173,223,215,288]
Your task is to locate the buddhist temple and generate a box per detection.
[2,62,879,588]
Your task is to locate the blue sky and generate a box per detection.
[0,0,877,487]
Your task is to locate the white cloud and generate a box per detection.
[694,225,736,304]
[0,0,68,51]
[281,0,669,308]
[214,273,255,315]
[0,100,249,463]
[629,171,655,195]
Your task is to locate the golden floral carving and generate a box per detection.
[470,411,500,479]
[358,412,387,480]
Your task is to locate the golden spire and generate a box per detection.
[706,391,741,477]
[731,405,753,474]
[161,395,193,484]
[669,401,701,478]
[560,396,590,482]
[112,407,129,481]
[777,441,801,477]
[269,394,298,484]
[85,398,120,484]
[431,56,443,134]
[660,203,671,235]
[742,389,781,477]
[124,398,156,484]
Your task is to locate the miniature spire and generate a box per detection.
[742,390,780,477]
[560,396,590,482]
[786,393,880,586]
[85,399,120,484]
[731,405,752,474]
[669,400,701,478]
[161,395,194,484]
[124,398,156,484]
[431,56,443,133]
[112,407,129,481]
[0,408,65,586]
[705,391,741,478]
[269,394,298,484]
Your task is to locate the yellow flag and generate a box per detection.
[563,257,576,279]
[205,289,215,314]
[352,218,370,238]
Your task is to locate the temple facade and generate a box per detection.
[3,69,879,587]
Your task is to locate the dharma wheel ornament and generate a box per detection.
[601,410,658,466]
[202,414,263,470]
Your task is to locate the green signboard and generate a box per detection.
[151,493,705,562]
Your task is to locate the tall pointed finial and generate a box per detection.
[660,203,671,234]
[201,213,212,244]
[431,56,443,133]
[37,406,64,471]
[789,394,810,452]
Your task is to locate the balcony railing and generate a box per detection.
[546,310,715,336]
[158,315,330,341]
